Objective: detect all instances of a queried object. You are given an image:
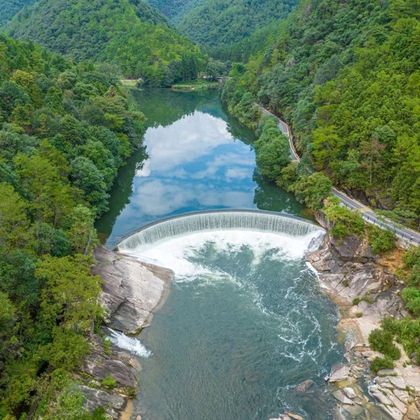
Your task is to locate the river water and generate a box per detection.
[98,89,344,419]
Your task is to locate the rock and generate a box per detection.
[295,379,315,393]
[388,376,406,390]
[94,246,173,335]
[381,405,403,420]
[342,387,356,400]
[330,235,374,263]
[392,388,410,404]
[369,385,392,405]
[406,402,420,420]
[333,390,354,405]
[341,404,364,417]
[80,385,125,419]
[329,365,350,383]
[286,413,304,420]
[388,392,407,415]
[377,369,397,377]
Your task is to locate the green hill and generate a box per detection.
[146,0,298,53]
[0,33,147,417]
[6,0,206,86]
[0,0,36,25]
[223,0,420,226]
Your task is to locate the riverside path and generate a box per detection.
[257,105,420,246]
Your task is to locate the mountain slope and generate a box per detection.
[147,0,298,51]
[6,0,205,86]
[146,0,203,21]
[0,33,146,417]
[223,0,419,225]
[0,0,35,25]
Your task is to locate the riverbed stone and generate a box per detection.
[342,387,357,400]
[329,365,350,383]
[295,379,314,393]
[369,385,392,405]
[333,390,354,405]
[94,246,173,334]
[80,385,125,419]
[377,369,397,377]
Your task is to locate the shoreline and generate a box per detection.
[305,231,420,420]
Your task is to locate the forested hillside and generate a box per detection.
[0,34,145,417]
[223,0,420,227]
[148,0,298,55]
[0,0,35,25]
[146,0,202,21]
[6,0,205,86]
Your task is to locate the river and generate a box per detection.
[97,89,344,419]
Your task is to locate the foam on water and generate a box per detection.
[122,228,323,280]
[108,328,152,358]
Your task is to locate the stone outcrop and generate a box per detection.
[306,229,419,420]
[79,246,174,419]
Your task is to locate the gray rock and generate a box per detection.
[342,387,357,400]
[295,379,315,393]
[94,246,173,334]
[329,365,350,383]
[333,390,354,405]
[369,385,392,405]
[80,385,125,419]
[389,376,406,390]
[377,369,397,377]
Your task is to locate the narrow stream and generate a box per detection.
[98,89,344,419]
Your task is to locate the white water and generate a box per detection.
[118,211,324,279]
[123,229,323,280]
[108,328,152,358]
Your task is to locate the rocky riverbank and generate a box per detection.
[304,216,420,420]
[79,246,173,418]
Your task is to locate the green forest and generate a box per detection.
[5,0,206,86]
[223,0,419,228]
[0,35,145,417]
[0,0,419,417]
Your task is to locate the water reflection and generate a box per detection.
[98,90,304,247]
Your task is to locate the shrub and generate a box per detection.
[367,225,396,254]
[369,328,401,360]
[323,198,365,238]
[402,287,420,316]
[370,357,394,374]
[101,375,117,390]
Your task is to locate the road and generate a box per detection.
[257,105,420,246]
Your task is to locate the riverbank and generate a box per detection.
[304,215,420,420]
[79,247,173,418]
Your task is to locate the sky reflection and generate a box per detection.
[102,91,303,246]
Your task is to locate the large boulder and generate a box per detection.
[93,246,173,334]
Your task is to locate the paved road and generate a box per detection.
[257,105,420,246]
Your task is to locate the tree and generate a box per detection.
[255,117,290,181]
[292,172,332,210]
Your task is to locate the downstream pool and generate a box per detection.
[97,90,344,419]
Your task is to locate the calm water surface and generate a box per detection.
[97,89,304,247]
[98,89,343,420]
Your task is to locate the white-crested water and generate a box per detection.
[118,210,321,251]
[108,328,152,358]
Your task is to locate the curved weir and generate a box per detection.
[118,209,323,252]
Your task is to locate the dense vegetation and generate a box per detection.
[0,0,35,25]
[148,0,297,58]
[146,0,202,21]
[368,246,420,368]
[5,0,206,86]
[223,0,420,228]
[0,34,145,417]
